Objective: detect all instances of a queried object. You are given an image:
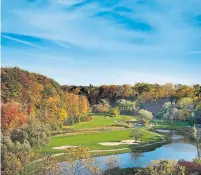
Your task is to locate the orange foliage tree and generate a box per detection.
[1,102,27,131]
[79,96,89,122]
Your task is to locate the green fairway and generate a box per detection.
[36,128,163,154]
[66,114,136,129]
[152,119,189,129]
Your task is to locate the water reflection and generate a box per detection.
[95,130,198,170]
[131,152,144,160]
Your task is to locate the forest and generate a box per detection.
[1,67,201,175]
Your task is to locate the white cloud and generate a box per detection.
[3,0,200,56]
[2,0,201,85]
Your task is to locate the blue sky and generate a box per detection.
[2,0,201,85]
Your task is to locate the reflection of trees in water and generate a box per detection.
[131,152,144,160]
[187,126,201,158]
[103,156,120,175]
[61,159,100,175]
[60,147,101,175]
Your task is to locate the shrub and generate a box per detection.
[92,104,110,113]
[1,134,33,175]
[110,107,120,117]
[86,116,93,121]
[11,119,51,148]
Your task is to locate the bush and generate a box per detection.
[86,116,93,121]
[1,134,33,175]
[92,104,110,113]
[11,119,51,148]
[110,107,120,117]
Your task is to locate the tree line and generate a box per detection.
[1,67,90,174]
[62,83,201,106]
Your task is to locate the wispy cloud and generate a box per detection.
[2,35,45,50]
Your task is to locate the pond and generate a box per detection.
[60,129,199,174]
[95,129,198,170]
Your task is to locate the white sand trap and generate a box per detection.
[99,140,141,146]
[52,146,78,150]
[120,140,141,144]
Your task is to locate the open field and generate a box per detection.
[36,128,163,155]
[65,114,136,129]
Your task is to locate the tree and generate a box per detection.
[194,101,201,124]
[134,83,153,95]
[79,95,89,122]
[116,99,136,115]
[190,125,201,158]
[1,133,32,175]
[177,97,194,109]
[175,85,194,98]
[1,102,27,131]
[121,84,133,97]
[135,160,185,175]
[160,102,178,122]
[65,92,80,124]
[130,129,143,141]
[92,104,110,113]
[92,99,110,113]
[32,155,60,175]
[11,119,51,148]
[100,99,110,108]
[137,109,153,125]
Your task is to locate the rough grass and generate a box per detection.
[65,114,136,129]
[36,128,163,155]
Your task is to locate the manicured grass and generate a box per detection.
[152,119,189,130]
[66,114,136,129]
[36,128,163,155]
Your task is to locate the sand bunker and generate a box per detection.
[99,140,141,146]
[52,145,78,150]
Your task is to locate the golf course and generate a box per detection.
[36,114,165,155]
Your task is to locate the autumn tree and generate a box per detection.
[65,92,80,124]
[1,102,27,131]
[79,95,89,122]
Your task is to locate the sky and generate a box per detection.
[1,0,201,85]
